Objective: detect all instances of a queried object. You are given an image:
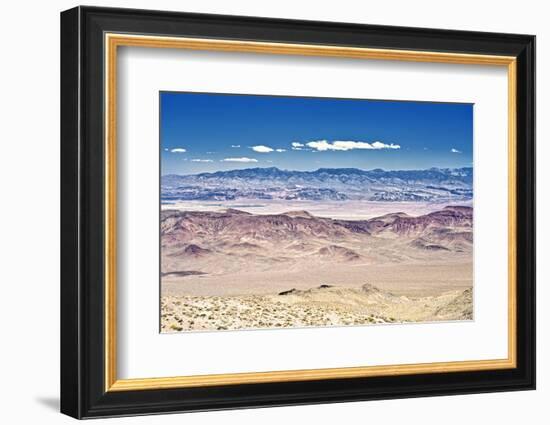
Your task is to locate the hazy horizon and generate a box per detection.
[161,164,474,177]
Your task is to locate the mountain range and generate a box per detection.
[161,205,473,270]
[162,167,473,202]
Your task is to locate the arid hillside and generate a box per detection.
[160,205,473,331]
[161,283,473,332]
[161,206,472,287]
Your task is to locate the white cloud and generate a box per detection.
[306,140,400,151]
[371,141,400,150]
[275,148,286,152]
[231,144,241,148]
[291,142,307,151]
[163,148,169,152]
[221,157,258,163]
[451,148,462,153]
[170,148,187,153]
[251,145,274,153]
[191,159,213,163]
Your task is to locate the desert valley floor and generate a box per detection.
[160,201,473,332]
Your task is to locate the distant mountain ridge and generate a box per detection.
[162,166,473,202]
[164,166,472,183]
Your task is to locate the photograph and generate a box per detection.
[159,92,474,333]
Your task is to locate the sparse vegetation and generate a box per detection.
[160,283,472,333]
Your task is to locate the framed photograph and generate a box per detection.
[60,6,535,419]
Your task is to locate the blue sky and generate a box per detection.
[160,91,473,175]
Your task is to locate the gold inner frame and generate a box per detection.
[104,33,517,392]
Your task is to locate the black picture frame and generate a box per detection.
[61,5,535,419]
